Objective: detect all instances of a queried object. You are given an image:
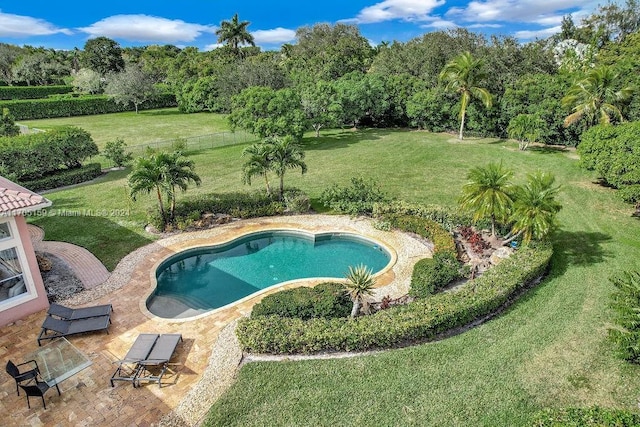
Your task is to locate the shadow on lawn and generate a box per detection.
[547,229,612,279]
[302,129,391,151]
[139,109,183,117]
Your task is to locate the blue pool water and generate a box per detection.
[147,230,391,318]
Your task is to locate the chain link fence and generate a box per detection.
[126,130,257,156]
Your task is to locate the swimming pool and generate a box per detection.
[146,230,392,319]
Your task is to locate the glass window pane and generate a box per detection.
[0,247,25,301]
[0,223,11,240]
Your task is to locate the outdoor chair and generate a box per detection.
[37,314,111,346]
[111,333,159,387]
[47,302,112,320]
[5,359,39,396]
[135,333,183,388]
[18,379,60,410]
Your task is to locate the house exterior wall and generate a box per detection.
[0,216,48,327]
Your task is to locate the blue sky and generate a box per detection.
[0,0,611,51]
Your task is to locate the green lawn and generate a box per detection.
[18,108,232,149]
[29,124,640,425]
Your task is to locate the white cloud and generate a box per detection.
[203,43,223,51]
[0,10,72,37]
[351,0,445,24]
[252,28,296,44]
[421,19,458,29]
[79,15,216,43]
[446,0,600,24]
[515,25,562,40]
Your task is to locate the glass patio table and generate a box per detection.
[23,337,92,386]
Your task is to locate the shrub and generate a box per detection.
[373,200,477,231]
[236,242,552,354]
[532,406,640,426]
[608,271,640,363]
[320,177,389,216]
[0,85,73,100]
[0,93,176,120]
[384,214,456,257]
[0,126,98,180]
[251,283,351,320]
[147,190,287,230]
[0,108,19,136]
[20,163,102,191]
[283,188,311,213]
[410,251,463,297]
[103,138,133,168]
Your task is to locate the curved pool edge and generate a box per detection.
[140,226,400,323]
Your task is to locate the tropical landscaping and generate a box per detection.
[1,2,640,425]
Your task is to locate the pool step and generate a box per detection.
[156,291,210,310]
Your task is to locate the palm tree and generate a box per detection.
[562,66,634,127]
[128,151,201,227]
[507,172,562,244]
[241,142,273,195]
[264,136,307,201]
[344,264,376,318]
[161,151,202,221]
[215,13,255,55]
[439,51,493,140]
[459,162,514,238]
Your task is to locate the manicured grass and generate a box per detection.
[18,108,232,149]
[30,124,640,425]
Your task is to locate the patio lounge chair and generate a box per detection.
[110,333,159,387]
[47,302,112,320]
[135,334,183,388]
[37,314,111,346]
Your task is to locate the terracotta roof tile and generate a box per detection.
[0,176,51,216]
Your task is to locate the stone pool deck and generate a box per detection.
[0,215,430,426]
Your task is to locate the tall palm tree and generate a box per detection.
[562,66,634,127]
[264,136,307,201]
[241,142,272,195]
[508,172,562,244]
[459,162,514,237]
[439,51,493,140]
[344,264,376,318]
[128,151,201,227]
[215,13,255,55]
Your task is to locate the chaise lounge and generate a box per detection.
[37,314,111,346]
[110,333,183,388]
[47,302,112,320]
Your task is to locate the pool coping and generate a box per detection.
[141,227,399,322]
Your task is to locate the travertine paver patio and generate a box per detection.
[1,216,428,426]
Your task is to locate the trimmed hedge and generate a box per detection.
[251,283,351,320]
[385,214,456,257]
[148,190,286,230]
[236,241,552,354]
[20,163,102,191]
[0,85,73,100]
[410,251,463,297]
[532,406,640,426]
[0,126,99,180]
[373,200,477,231]
[0,93,176,120]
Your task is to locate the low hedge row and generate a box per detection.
[236,241,552,354]
[251,283,351,320]
[532,406,640,426]
[148,190,287,230]
[0,126,98,180]
[20,163,102,191]
[385,214,457,257]
[373,200,477,231]
[0,93,176,120]
[0,85,73,100]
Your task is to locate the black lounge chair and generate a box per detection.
[135,334,183,388]
[110,333,159,387]
[48,303,112,320]
[5,359,40,396]
[37,315,111,346]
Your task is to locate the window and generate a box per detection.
[0,219,32,305]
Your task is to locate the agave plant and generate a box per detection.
[344,264,376,318]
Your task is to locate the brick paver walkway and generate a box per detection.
[28,225,110,289]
